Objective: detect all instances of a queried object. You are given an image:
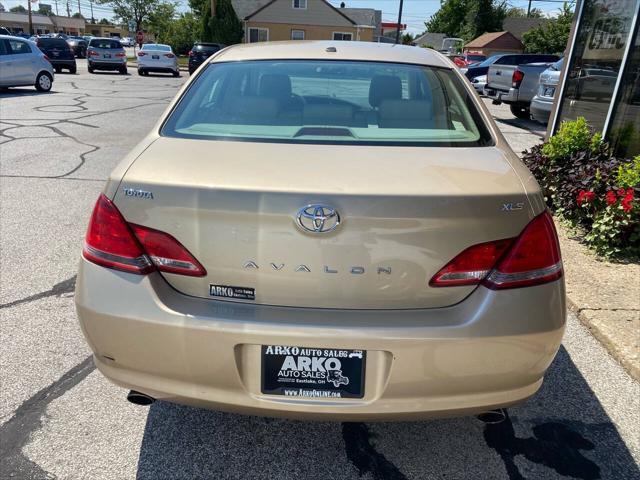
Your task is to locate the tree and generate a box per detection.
[147,1,177,44]
[202,0,243,45]
[505,6,543,18]
[424,0,467,38]
[424,0,507,41]
[99,18,111,24]
[401,32,415,45]
[72,12,85,18]
[522,3,574,54]
[9,5,27,13]
[166,12,201,54]
[96,0,171,36]
[460,0,507,42]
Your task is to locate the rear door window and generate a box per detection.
[162,60,493,147]
[8,39,32,54]
[89,39,121,49]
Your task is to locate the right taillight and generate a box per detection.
[430,211,562,290]
[483,211,562,290]
[83,194,206,277]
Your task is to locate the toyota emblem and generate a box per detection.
[295,204,340,233]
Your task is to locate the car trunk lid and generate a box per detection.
[114,137,533,309]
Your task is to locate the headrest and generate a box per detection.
[259,74,292,99]
[369,75,402,108]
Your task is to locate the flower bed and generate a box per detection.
[522,118,639,259]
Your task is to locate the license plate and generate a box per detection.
[104,53,111,58]
[152,55,159,59]
[261,345,365,399]
[544,87,555,97]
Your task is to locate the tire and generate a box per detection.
[35,72,53,92]
[138,68,144,76]
[120,66,127,75]
[69,65,77,74]
[172,70,179,78]
[88,66,94,73]
[510,104,530,120]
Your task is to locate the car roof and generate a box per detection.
[0,34,33,41]
[212,41,452,68]
[90,37,120,41]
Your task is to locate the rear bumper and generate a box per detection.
[49,59,75,68]
[75,259,566,420]
[486,87,518,104]
[530,95,553,123]
[138,60,178,73]
[89,59,126,70]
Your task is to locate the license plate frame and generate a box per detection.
[261,345,366,399]
[152,55,160,60]
[104,53,111,59]
[544,86,555,97]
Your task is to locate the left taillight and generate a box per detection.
[430,211,562,290]
[83,194,206,277]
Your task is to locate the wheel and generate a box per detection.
[69,65,77,74]
[510,104,530,119]
[35,72,52,92]
[172,70,179,78]
[88,65,94,73]
[138,68,145,76]
[119,66,127,75]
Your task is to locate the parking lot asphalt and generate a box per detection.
[1,61,639,480]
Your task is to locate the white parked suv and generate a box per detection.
[0,35,54,92]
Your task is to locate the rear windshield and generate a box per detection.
[162,60,493,147]
[38,38,68,48]
[142,44,170,51]
[194,44,221,52]
[89,39,121,49]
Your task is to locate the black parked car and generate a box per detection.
[36,37,77,73]
[463,54,559,80]
[188,42,224,74]
[66,36,87,58]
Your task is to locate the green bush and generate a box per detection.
[522,118,639,259]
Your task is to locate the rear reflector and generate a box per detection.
[430,211,562,290]
[83,194,206,277]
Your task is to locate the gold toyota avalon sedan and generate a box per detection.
[75,41,565,420]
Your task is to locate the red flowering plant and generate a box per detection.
[522,118,639,258]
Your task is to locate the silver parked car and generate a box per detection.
[87,37,127,74]
[0,35,54,92]
[531,59,564,124]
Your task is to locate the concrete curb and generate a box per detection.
[567,297,640,382]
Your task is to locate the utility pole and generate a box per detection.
[77,0,81,16]
[89,0,94,23]
[54,0,59,15]
[211,0,216,17]
[27,0,33,34]
[66,0,70,17]
[527,0,532,17]
[395,0,404,44]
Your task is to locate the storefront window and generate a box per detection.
[608,23,640,157]
[556,0,637,132]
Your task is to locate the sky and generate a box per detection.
[1,0,572,34]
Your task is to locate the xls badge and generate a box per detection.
[261,345,366,398]
[209,284,255,300]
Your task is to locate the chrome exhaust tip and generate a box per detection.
[126,390,155,406]
[476,408,507,424]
